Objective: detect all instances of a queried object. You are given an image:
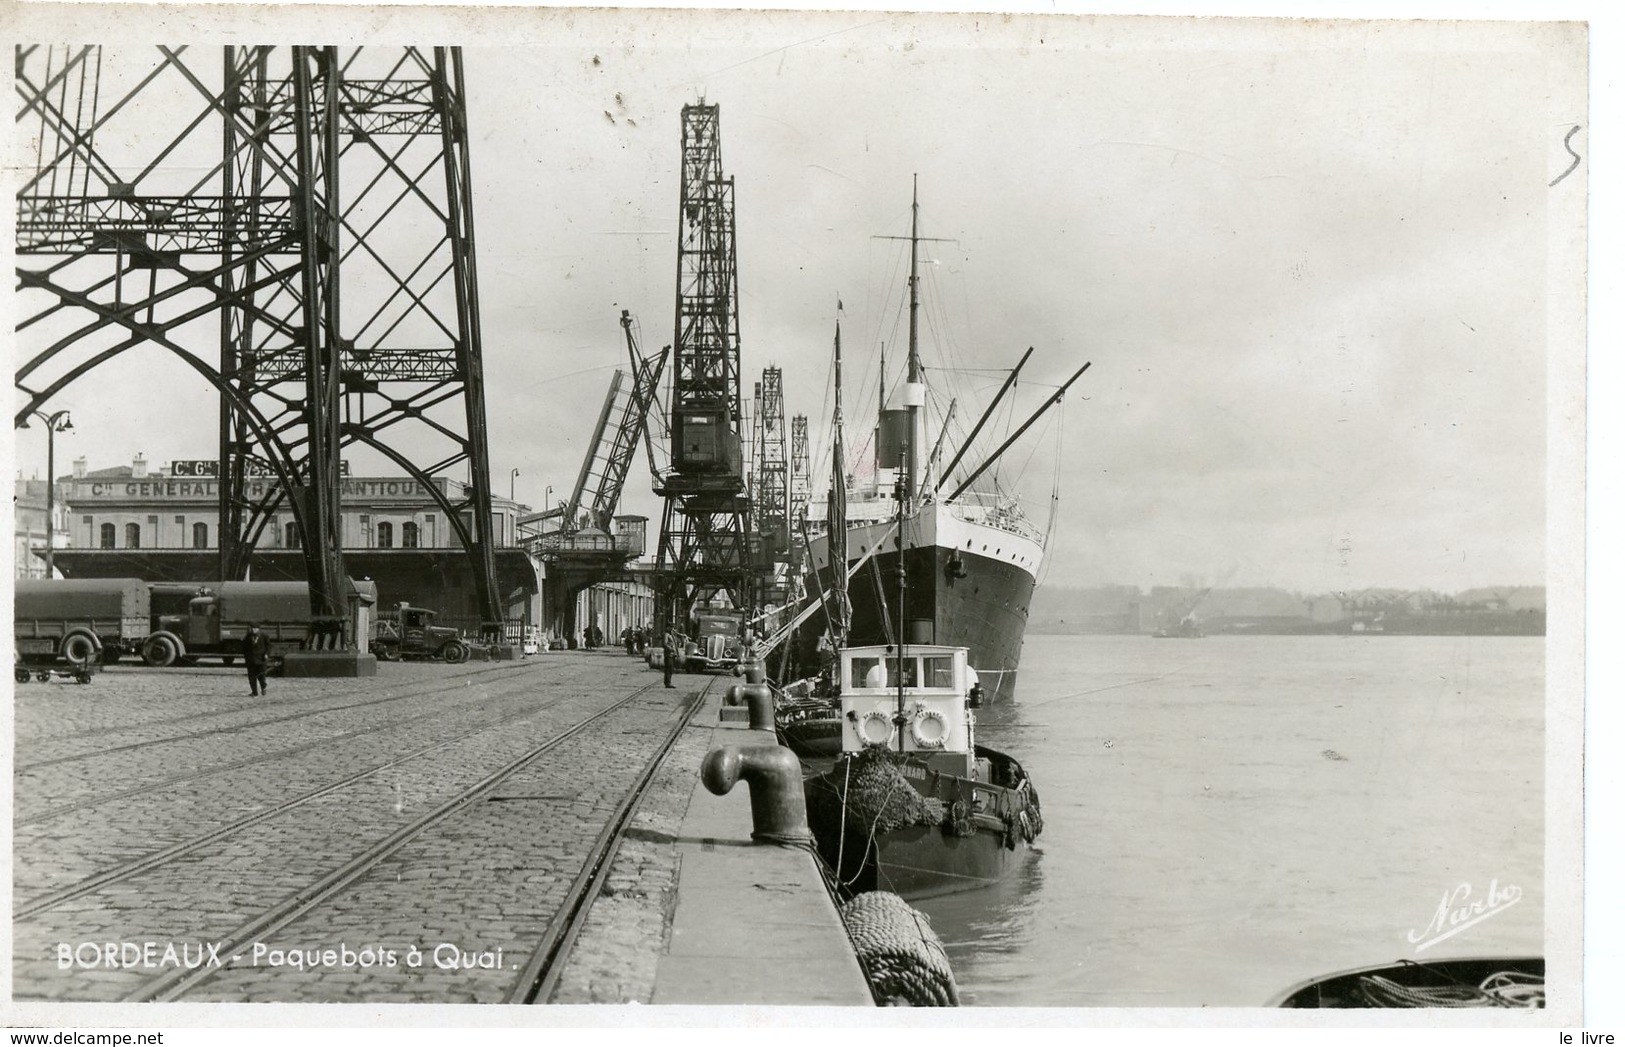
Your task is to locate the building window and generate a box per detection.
[423,514,436,547]
[192,522,208,549]
[100,523,115,549]
[377,521,394,549]
[402,521,419,548]
[175,515,186,525]
[285,521,300,548]
[125,523,141,549]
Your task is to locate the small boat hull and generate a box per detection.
[777,711,844,761]
[1271,957,1544,1008]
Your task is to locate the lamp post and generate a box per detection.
[20,409,73,578]
[544,485,553,520]
[510,467,519,502]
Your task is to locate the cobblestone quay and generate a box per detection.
[11,650,714,1004]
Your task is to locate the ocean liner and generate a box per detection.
[796,183,1089,703]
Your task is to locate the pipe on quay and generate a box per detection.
[700,744,814,846]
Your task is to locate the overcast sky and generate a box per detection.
[8,11,1583,595]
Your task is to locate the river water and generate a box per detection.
[917,633,1545,1007]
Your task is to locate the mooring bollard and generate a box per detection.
[739,682,774,732]
[720,682,772,729]
[743,658,767,684]
[700,744,813,845]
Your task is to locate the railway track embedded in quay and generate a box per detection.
[12,664,627,908]
[11,658,715,1005]
[14,661,542,772]
[14,665,569,826]
[14,688,598,919]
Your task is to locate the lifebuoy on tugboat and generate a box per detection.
[909,708,949,749]
[858,709,895,746]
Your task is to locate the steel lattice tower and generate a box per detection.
[789,412,810,543]
[752,366,788,565]
[14,45,503,631]
[654,102,751,619]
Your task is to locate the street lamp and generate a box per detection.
[544,485,553,520]
[510,467,519,502]
[19,409,73,578]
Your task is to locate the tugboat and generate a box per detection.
[799,643,1042,899]
[1153,588,1209,638]
[773,181,1057,896]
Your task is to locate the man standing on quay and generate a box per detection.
[243,622,272,697]
[662,627,678,689]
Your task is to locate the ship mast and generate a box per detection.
[905,176,922,505]
[829,315,849,649]
[897,180,920,741]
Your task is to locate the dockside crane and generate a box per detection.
[789,413,811,559]
[751,366,791,607]
[653,102,754,626]
[551,311,670,536]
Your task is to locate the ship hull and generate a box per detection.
[803,504,1040,701]
[817,816,1028,900]
[803,745,1043,900]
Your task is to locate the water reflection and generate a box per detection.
[914,844,1045,1006]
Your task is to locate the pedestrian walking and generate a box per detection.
[623,626,634,656]
[242,622,272,697]
[662,628,678,688]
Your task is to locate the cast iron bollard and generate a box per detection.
[700,744,813,845]
[743,658,767,684]
[741,683,774,731]
[722,682,774,731]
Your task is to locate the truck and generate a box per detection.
[371,603,470,664]
[142,581,315,667]
[13,577,148,674]
[684,610,748,673]
[14,578,377,671]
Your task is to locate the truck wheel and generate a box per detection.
[376,646,400,662]
[14,666,29,684]
[61,632,100,667]
[442,642,466,664]
[142,634,180,668]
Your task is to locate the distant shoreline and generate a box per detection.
[1029,617,1545,639]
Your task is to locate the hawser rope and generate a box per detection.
[839,891,960,1007]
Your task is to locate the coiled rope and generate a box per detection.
[1357,969,1544,1009]
[840,891,959,1007]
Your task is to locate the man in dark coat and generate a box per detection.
[242,622,272,696]
[662,628,678,689]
